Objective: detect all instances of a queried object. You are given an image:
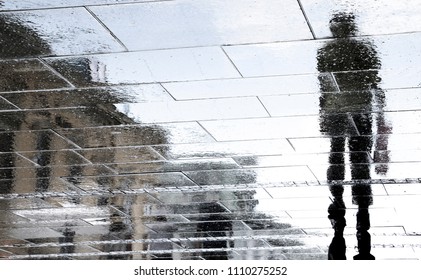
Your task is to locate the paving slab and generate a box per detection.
[0,8,124,58]
[0,59,71,92]
[44,47,241,86]
[0,85,173,109]
[300,0,421,38]
[163,73,337,100]
[90,0,312,50]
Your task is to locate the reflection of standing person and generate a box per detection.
[317,12,391,260]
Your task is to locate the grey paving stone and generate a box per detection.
[163,74,337,100]
[107,158,240,174]
[152,139,294,160]
[113,97,269,123]
[259,94,321,117]
[0,96,18,110]
[0,0,158,10]
[200,115,358,141]
[223,33,421,84]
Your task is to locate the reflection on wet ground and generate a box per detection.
[1,0,421,260]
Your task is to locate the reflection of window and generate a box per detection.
[89,58,106,83]
[144,205,152,215]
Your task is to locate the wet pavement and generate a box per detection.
[1,0,421,260]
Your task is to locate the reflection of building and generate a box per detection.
[0,13,52,58]
[1,11,305,260]
[0,16,169,259]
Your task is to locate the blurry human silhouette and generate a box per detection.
[317,12,392,260]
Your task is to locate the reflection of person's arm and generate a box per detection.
[372,89,392,175]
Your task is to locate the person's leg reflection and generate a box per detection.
[349,114,375,260]
[327,137,347,259]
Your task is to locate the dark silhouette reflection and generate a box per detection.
[317,12,392,260]
[0,14,172,260]
[0,13,52,58]
[59,226,76,254]
[196,203,233,260]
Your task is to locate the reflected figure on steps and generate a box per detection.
[317,12,392,260]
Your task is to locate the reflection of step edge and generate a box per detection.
[1,177,421,199]
[6,240,326,260]
[9,241,421,260]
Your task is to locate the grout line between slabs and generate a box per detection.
[297,0,317,40]
[38,58,77,88]
[84,6,129,52]
[220,46,244,78]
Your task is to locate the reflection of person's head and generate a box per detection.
[329,12,357,38]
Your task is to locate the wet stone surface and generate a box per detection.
[0,85,173,109]
[0,59,71,92]
[0,8,124,58]
[1,0,421,261]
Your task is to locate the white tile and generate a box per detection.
[114,97,269,123]
[154,139,294,160]
[224,32,421,84]
[253,166,318,184]
[254,197,329,212]
[265,186,332,199]
[223,40,323,77]
[265,184,386,199]
[260,94,321,116]
[90,0,312,50]
[3,8,125,55]
[369,208,401,227]
[164,74,327,100]
[300,0,421,38]
[200,116,323,141]
[374,150,421,163]
[46,47,241,85]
